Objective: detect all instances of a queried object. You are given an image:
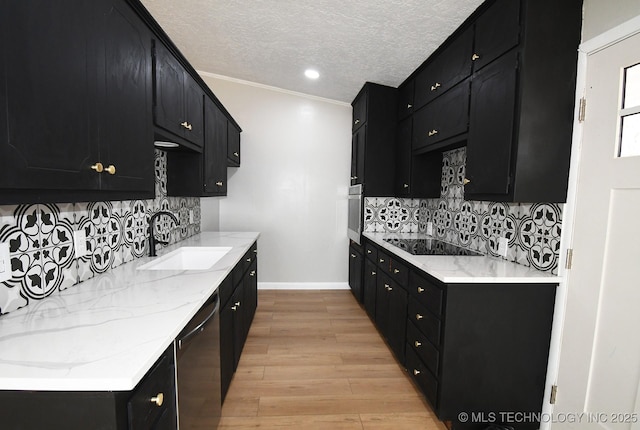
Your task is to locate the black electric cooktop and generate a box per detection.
[382,238,482,256]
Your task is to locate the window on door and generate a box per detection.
[619,62,640,157]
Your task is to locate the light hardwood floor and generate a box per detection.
[219,290,447,430]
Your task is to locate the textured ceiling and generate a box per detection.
[140,0,485,103]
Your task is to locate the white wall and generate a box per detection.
[199,73,352,286]
[582,0,640,40]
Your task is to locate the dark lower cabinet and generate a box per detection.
[220,242,258,402]
[0,345,177,430]
[348,241,364,303]
[363,258,377,320]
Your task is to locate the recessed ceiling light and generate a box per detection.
[304,69,320,79]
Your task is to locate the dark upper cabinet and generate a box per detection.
[350,83,397,196]
[397,80,415,120]
[0,0,154,204]
[395,118,412,197]
[413,26,473,110]
[167,96,230,197]
[412,79,470,152]
[472,0,520,72]
[464,0,582,202]
[154,42,204,150]
[227,122,241,167]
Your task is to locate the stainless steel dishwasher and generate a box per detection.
[175,293,221,429]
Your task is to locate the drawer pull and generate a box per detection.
[371,271,376,275]
[150,393,164,407]
[403,183,409,188]
[216,181,224,186]
[367,249,372,254]
[379,258,385,263]
[235,301,241,307]
[351,254,357,258]
[417,287,425,293]
[91,162,104,173]
[246,258,252,262]
[407,103,413,109]
[393,268,400,274]
[254,249,258,254]
[231,305,237,311]
[430,82,441,91]
[413,369,421,376]
[472,53,480,61]
[463,178,471,185]
[415,341,422,347]
[428,129,439,137]
[105,164,116,175]
[416,314,424,320]
[354,119,360,125]
[250,270,256,277]
[180,121,192,130]
[233,152,239,157]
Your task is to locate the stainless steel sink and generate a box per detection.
[137,246,232,271]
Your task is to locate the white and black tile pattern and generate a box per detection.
[0,150,201,315]
[364,147,563,274]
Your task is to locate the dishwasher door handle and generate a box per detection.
[177,294,220,350]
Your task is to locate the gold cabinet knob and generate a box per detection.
[463,178,471,185]
[403,183,409,188]
[393,268,400,274]
[180,121,192,130]
[472,53,480,61]
[235,301,241,307]
[430,82,441,91]
[150,393,164,407]
[367,249,371,254]
[91,162,104,173]
[371,271,376,275]
[233,152,239,157]
[215,181,223,186]
[416,314,423,320]
[105,165,116,175]
[417,287,425,293]
[407,103,413,109]
[415,341,422,347]
[413,369,421,376]
[351,253,357,258]
[354,119,360,125]
[246,257,252,262]
[250,270,256,277]
[379,258,384,263]
[428,129,439,137]
[231,305,237,311]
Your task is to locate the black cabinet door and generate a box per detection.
[97,0,154,193]
[350,125,366,186]
[220,299,235,402]
[352,88,368,131]
[231,286,245,371]
[243,261,258,338]
[472,0,520,72]
[466,50,518,197]
[395,118,412,196]
[387,281,408,364]
[363,258,377,321]
[154,42,185,139]
[414,26,473,109]
[375,273,391,338]
[348,244,363,303]
[397,80,415,120]
[0,1,99,192]
[412,79,470,151]
[183,73,205,148]
[203,98,228,195]
[227,122,241,167]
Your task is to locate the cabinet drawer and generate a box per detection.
[364,242,378,263]
[413,79,470,151]
[408,300,441,346]
[405,344,438,408]
[128,347,175,430]
[407,321,439,375]
[389,258,409,286]
[409,271,443,316]
[414,26,473,109]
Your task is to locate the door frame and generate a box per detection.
[541,14,640,429]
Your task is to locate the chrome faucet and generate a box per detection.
[148,211,179,257]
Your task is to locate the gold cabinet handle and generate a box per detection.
[430,82,441,91]
[91,162,104,173]
[371,271,376,275]
[463,178,471,185]
[231,305,237,311]
[415,341,422,347]
[180,121,192,130]
[413,369,421,376]
[354,119,360,125]
[233,152,239,157]
[250,270,256,277]
[150,393,164,407]
[403,183,409,188]
[367,249,371,254]
[428,129,439,137]
[351,253,357,258]
[379,258,384,263]
[393,268,400,274]
[215,181,223,186]
[472,53,480,61]
[246,257,252,262]
[417,287,425,293]
[105,165,116,175]
[235,301,241,306]
[407,103,413,109]
[416,314,423,320]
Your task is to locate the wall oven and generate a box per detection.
[348,184,363,244]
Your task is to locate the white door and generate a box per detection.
[554,31,640,428]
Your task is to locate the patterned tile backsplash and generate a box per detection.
[364,147,562,274]
[0,150,201,315]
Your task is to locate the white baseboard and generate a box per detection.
[258,282,349,290]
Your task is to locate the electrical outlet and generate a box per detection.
[498,237,509,257]
[73,230,88,258]
[0,242,10,282]
[189,209,194,224]
[426,222,434,236]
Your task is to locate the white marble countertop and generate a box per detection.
[363,232,560,284]
[0,231,260,391]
